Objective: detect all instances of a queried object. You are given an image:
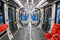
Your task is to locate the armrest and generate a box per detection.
[51,34,58,40]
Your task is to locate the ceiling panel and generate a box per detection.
[19,0,41,6]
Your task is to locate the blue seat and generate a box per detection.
[21,15,28,21]
[32,15,39,21]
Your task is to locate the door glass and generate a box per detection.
[0,10,3,15]
[42,7,52,33]
[8,6,17,34]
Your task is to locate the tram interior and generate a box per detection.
[0,0,60,40]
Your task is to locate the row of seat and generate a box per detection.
[0,24,8,33]
[1,23,60,40]
[44,23,60,40]
[21,15,39,21]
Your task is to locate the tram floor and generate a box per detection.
[1,34,9,40]
[12,28,46,40]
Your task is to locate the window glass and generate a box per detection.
[0,10,2,15]
[0,2,4,24]
[56,2,60,23]
[0,16,3,19]
[0,20,3,24]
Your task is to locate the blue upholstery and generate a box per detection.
[32,15,39,21]
[21,15,28,21]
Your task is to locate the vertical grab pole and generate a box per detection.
[28,14,32,40]
[31,0,33,4]
[27,0,29,4]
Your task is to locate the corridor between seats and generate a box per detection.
[0,0,60,40]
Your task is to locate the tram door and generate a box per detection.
[8,6,17,34]
[42,6,52,33]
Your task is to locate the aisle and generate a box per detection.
[12,28,46,40]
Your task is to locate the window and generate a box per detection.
[42,6,52,33]
[0,2,5,24]
[56,2,60,24]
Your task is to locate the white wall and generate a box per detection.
[38,9,44,29]
[16,8,22,29]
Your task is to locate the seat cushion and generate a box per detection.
[51,23,60,35]
[0,24,8,32]
[44,23,60,40]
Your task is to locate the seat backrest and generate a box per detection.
[51,23,60,35]
[32,15,39,21]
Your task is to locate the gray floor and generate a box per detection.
[1,28,46,40]
[12,28,46,40]
[1,34,9,40]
